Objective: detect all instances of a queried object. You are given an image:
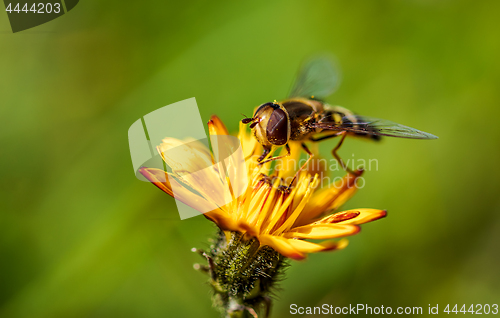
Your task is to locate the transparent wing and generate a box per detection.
[288,56,341,99]
[314,115,438,139]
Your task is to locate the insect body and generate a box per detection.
[242,57,437,175]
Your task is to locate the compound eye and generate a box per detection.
[266,108,289,145]
[253,102,273,117]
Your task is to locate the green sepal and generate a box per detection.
[194,230,287,318]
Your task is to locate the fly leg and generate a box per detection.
[309,131,344,142]
[310,131,361,176]
[257,148,271,162]
[258,144,291,165]
[288,143,314,186]
[331,132,361,176]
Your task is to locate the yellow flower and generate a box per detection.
[140,115,386,260]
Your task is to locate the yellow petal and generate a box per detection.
[208,115,229,136]
[139,167,220,214]
[273,174,318,235]
[157,138,213,173]
[236,221,259,238]
[168,166,231,210]
[157,137,233,210]
[295,171,362,226]
[259,235,349,260]
[238,121,259,160]
[317,209,387,225]
[208,116,250,208]
[305,157,328,184]
[283,224,360,239]
[139,167,173,196]
[204,210,238,231]
[141,166,235,230]
[287,238,349,254]
[259,234,305,260]
[275,142,302,180]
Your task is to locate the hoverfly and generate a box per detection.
[242,56,438,175]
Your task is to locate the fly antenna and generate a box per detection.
[241,113,254,124]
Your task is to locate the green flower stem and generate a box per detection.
[194,231,287,318]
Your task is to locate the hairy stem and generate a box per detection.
[194,231,287,318]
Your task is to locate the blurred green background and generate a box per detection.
[1,1,499,317]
